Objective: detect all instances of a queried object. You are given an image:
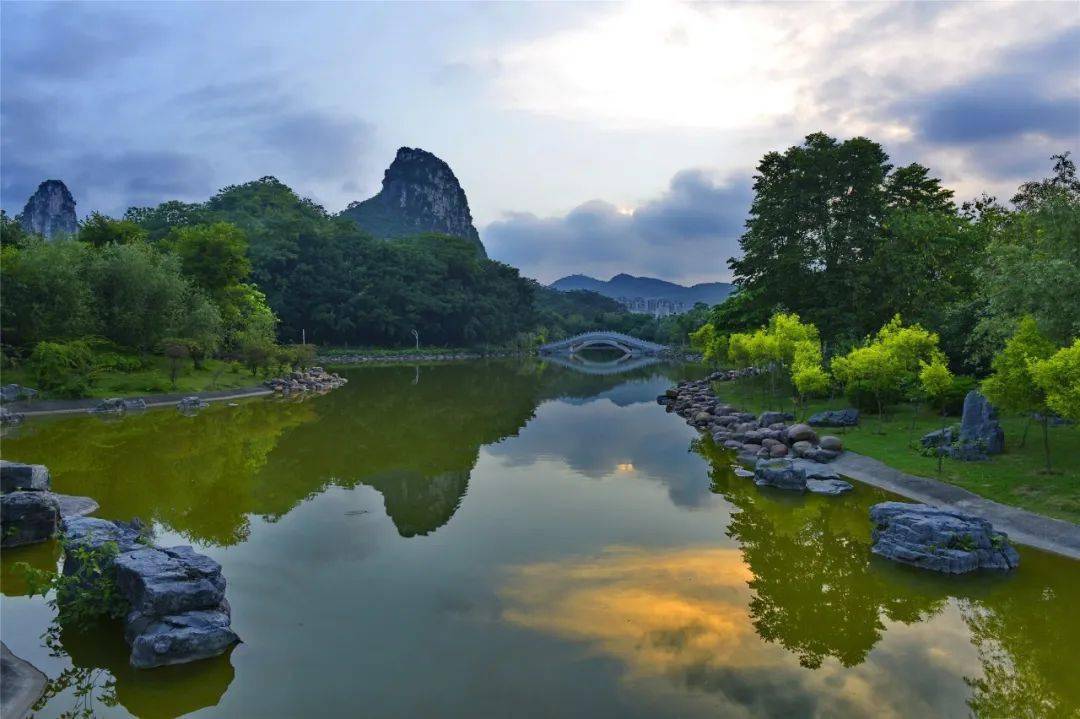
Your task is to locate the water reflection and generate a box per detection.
[1,360,1077,718]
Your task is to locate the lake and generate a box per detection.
[2,360,1078,718]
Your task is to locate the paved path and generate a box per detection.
[5,386,272,417]
[833,452,1080,560]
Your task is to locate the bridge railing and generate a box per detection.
[538,330,667,353]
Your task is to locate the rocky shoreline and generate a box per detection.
[658,370,1023,573]
[0,460,239,670]
[320,349,529,364]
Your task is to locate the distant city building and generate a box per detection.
[616,297,687,317]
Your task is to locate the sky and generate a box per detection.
[2,1,1078,285]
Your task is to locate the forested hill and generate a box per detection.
[551,273,734,305]
[122,177,519,346]
[340,147,486,257]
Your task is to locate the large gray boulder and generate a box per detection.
[61,517,145,578]
[1,491,60,547]
[758,411,793,427]
[115,546,226,616]
[0,460,51,493]
[808,408,859,427]
[956,391,1005,459]
[870,502,1019,573]
[786,423,818,443]
[753,458,807,491]
[125,602,239,669]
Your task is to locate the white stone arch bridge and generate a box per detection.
[538,331,667,358]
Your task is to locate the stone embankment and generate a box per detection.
[321,350,527,364]
[657,370,855,495]
[263,366,347,395]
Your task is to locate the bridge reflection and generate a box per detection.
[542,353,663,375]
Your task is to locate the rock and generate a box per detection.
[125,602,239,669]
[769,444,789,458]
[176,396,208,412]
[956,391,1005,459]
[801,448,842,463]
[806,479,854,495]
[0,460,51,493]
[53,494,99,519]
[753,458,806,491]
[742,443,763,456]
[786,423,818,443]
[819,435,843,452]
[0,407,24,426]
[723,440,743,450]
[18,180,77,240]
[0,384,38,403]
[115,546,226,616]
[790,458,840,481]
[808,408,860,427]
[732,466,755,478]
[791,440,813,457]
[758,411,793,427]
[920,426,954,448]
[1,491,60,547]
[122,398,148,411]
[341,147,487,257]
[60,517,145,578]
[89,397,126,414]
[693,412,713,424]
[869,502,1020,573]
[1,641,47,719]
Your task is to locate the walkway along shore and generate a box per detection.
[662,371,1080,561]
[832,452,1080,560]
[5,386,273,417]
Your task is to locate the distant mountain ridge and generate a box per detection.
[550,273,733,306]
[340,147,486,257]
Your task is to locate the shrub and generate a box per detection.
[27,340,96,398]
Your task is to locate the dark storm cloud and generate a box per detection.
[899,74,1078,145]
[889,27,1079,179]
[484,169,751,284]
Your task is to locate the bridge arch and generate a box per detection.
[538,331,667,357]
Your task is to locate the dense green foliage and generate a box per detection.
[719,137,1080,375]
[126,177,537,346]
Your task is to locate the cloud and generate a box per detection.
[484,169,751,284]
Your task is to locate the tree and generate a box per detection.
[792,340,829,418]
[78,212,147,247]
[0,239,97,347]
[160,338,191,388]
[0,210,33,247]
[982,318,1059,472]
[919,358,954,473]
[1029,340,1080,422]
[831,316,946,426]
[165,222,251,298]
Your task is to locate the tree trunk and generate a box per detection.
[1042,416,1052,474]
[1019,414,1031,449]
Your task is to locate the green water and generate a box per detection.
[1,360,1077,718]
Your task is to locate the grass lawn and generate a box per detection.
[3,357,258,400]
[711,374,1080,524]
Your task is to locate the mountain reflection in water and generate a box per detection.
[0,359,1076,719]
